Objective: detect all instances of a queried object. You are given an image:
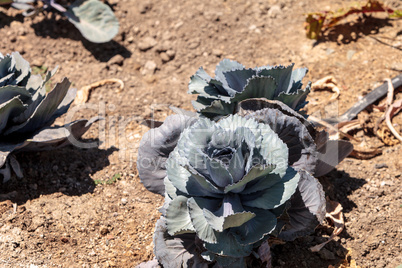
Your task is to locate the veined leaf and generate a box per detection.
[65,0,119,43]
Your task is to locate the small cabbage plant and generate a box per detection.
[188,59,310,119]
[0,0,119,43]
[137,60,353,267]
[0,52,99,182]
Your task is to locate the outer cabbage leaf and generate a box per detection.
[278,170,326,241]
[65,0,119,43]
[4,78,72,135]
[137,114,197,195]
[153,217,208,268]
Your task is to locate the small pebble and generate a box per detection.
[374,163,388,169]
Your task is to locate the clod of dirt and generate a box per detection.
[108,55,125,66]
[138,37,158,51]
[160,52,170,63]
[100,226,110,235]
[141,61,157,75]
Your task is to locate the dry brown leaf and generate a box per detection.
[310,199,344,252]
[376,123,401,145]
[385,99,402,143]
[349,140,383,159]
[74,78,125,104]
[311,76,341,100]
[332,120,362,140]
[372,79,402,144]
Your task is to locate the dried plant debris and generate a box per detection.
[305,0,402,40]
[310,199,344,252]
[329,248,361,268]
[74,78,124,104]
[311,76,340,101]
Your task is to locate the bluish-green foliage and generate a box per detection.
[4,0,119,43]
[188,59,310,119]
[0,52,98,182]
[137,60,353,268]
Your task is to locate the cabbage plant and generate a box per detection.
[0,52,99,182]
[0,0,119,43]
[137,107,350,267]
[189,59,310,119]
[137,60,353,267]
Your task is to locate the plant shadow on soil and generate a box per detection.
[30,14,131,62]
[0,143,117,205]
[0,10,24,28]
[271,169,366,267]
[315,16,393,45]
[320,169,367,213]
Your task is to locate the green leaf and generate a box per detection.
[224,164,275,194]
[223,69,257,93]
[195,99,236,119]
[4,78,71,135]
[286,67,308,94]
[10,51,31,85]
[154,217,208,268]
[232,76,277,102]
[204,210,255,232]
[20,118,100,150]
[231,206,277,245]
[240,171,282,195]
[201,252,244,267]
[0,52,31,87]
[65,0,119,43]
[214,59,245,84]
[203,194,256,232]
[0,96,26,134]
[1,118,100,170]
[166,157,222,197]
[258,64,293,96]
[205,156,233,188]
[276,87,310,111]
[278,170,326,241]
[187,197,220,244]
[0,142,25,168]
[241,167,299,209]
[204,230,253,257]
[166,196,195,235]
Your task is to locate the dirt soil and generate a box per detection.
[1,0,401,267]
